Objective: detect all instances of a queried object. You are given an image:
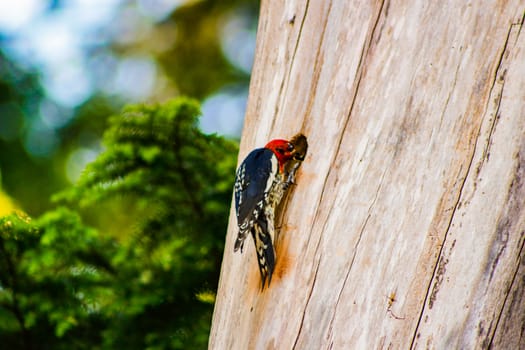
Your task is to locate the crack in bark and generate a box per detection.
[437,62,461,130]
[324,169,387,346]
[290,171,335,346]
[285,0,386,251]
[301,0,333,132]
[272,1,323,249]
[292,258,321,350]
[475,14,515,168]
[290,3,388,339]
[489,236,525,347]
[481,135,525,345]
[409,136,477,349]
[290,0,311,70]
[288,1,334,253]
[335,0,387,157]
[290,164,336,348]
[511,10,524,43]
[324,214,369,346]
[409,19,517,349]
[306,0,387,252]
[289,2,387,346]
[270,0,311,132]
[481,84,503,163]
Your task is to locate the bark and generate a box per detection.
[210,1,525,349]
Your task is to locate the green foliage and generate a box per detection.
[0,98,238,349]
[0,209,113,349]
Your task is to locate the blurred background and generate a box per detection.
[0,0,259,216]
[0,1,259,348]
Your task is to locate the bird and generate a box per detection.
[233,134,308,289]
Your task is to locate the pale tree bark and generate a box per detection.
[210,1,525,349]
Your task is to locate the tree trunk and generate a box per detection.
[210,1,525,349]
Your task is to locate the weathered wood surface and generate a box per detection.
[210,1,525,349]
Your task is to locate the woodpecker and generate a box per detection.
[234,134,308,289]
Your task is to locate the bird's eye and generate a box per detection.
[287,143,294,151]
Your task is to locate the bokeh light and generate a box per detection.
[201,87,247,138]
[0,0,46,33]
[220,9,257,74]
[66,147,99,182]
[110,55,157,100]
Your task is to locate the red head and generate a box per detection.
[265,139,294,172]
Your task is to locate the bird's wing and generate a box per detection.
[234,148,278,224]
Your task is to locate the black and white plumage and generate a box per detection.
[234,148,280,288]
[234,148,277,250]
[233,136,307,289]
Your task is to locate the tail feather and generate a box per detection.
[234,218,252,253]
[234,231,247,252]
[252,219,275,290]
